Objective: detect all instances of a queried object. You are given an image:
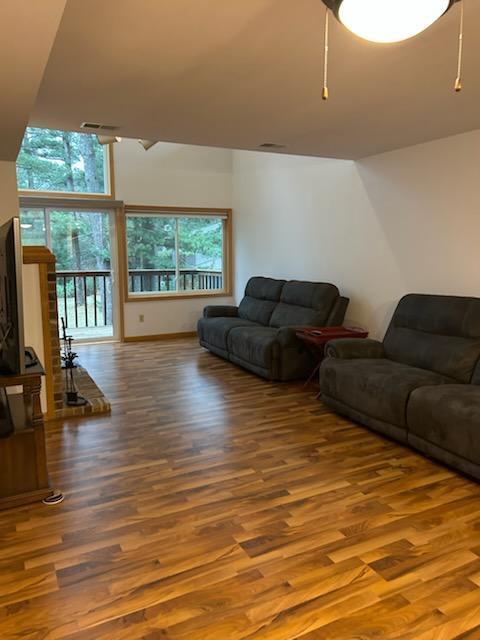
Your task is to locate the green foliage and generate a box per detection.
[179,218,222,269]
[126,216,176,270]
[127,216,223,272]
[17,127,106,193]
[49,211,111,271]
[20,209,111,271]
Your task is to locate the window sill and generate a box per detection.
[125,290,232,303]
[19,189,113,199]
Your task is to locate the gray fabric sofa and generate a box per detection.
[320,294,480,480]
[198,276,349,381]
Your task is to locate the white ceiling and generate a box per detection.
[30,0,480,160]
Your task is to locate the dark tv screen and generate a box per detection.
[0,217,25,375]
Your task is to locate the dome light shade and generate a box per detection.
[324,0,455,43]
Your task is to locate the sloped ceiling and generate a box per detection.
[0,0,66,161]
[30,0,480,159]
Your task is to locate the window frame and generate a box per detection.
[17,139,115,200]
[120,205,233,302]
[19,197,124,342]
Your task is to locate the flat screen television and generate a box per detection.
[0,217,25,376]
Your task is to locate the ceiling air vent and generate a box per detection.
[259,143,286,149]
[81,122,118,131]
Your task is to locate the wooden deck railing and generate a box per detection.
[128,269,223,293]
[56,270,111,329]
[56,269,223,329]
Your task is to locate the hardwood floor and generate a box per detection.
[0,338,479,639]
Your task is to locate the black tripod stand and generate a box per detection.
[61,318,87,407]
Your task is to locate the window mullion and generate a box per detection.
[221,219,226,292]
[174,217,180,293]
[45,208,52,250]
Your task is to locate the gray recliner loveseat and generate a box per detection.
[320,294,480,480]
[198,276,349,381]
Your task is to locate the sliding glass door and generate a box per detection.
[20,207,119,342]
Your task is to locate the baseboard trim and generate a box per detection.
[124,331,197,343]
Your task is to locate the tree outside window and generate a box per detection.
[17,127,109,195]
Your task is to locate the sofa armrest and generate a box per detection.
[326,296,350,326]
[203,305,239,318]
[325,338,385,359]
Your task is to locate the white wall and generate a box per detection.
[233,130,480,339]
[0,161,19,221]
[113,140,234,337]
[114,141,233,207]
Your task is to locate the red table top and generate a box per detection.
[295,325,368,347]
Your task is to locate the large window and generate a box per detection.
[20,206,116,341]
[123,207,231,299]
[17,127,112,196]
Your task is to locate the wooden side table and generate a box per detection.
[296,326,369,389]
[0,348,54,510]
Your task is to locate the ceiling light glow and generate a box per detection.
[338,0,451,43]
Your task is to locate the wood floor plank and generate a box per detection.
[0,338,478,639]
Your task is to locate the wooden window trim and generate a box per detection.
[18,144,116,200]
[119,205,233,303]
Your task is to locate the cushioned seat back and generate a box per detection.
[472,361,480,385]
[238,277,286,326]
[384,294,480,383]
[269,281,339,328]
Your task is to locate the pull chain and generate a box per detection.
[455,0,464,92]
[322,6,329,100]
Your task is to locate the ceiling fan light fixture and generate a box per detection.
[324,0,454,43]
[97,135,122,145]
[138,139,158,151]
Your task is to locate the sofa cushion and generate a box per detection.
[384,294,480,383]
[228,326,280,370]
[238,277,286,326]
[408,385,480,466]
[472,361,480,385]
[198,317,258,352]
[269,281,339,328]
[320,358,453,428]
